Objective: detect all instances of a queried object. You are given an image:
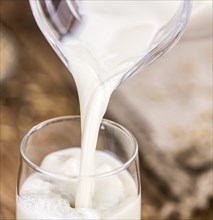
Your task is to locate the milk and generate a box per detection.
[17,148,141,219]
[19,1,183,219]
[59,1,181,208]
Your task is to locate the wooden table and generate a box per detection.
[1,1,79,219]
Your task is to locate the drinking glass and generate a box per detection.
[16,116,141,219]
[29,0,191,85]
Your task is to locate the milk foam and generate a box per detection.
[17,148,140,219]
[17,195,100,219]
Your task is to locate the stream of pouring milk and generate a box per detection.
[61,1,181,208]
[18,1,182,219]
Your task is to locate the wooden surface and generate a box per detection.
[0,1,212,220]
[0,1,79,219]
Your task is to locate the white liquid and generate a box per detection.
[18,1,182,219]
[60,1,181,208]
[17,148,141,219]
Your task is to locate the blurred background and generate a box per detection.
[0,1,212,220]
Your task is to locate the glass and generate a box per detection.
[29,0,191,86]
[16,116,141,219]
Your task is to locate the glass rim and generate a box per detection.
[20,115,138,180]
